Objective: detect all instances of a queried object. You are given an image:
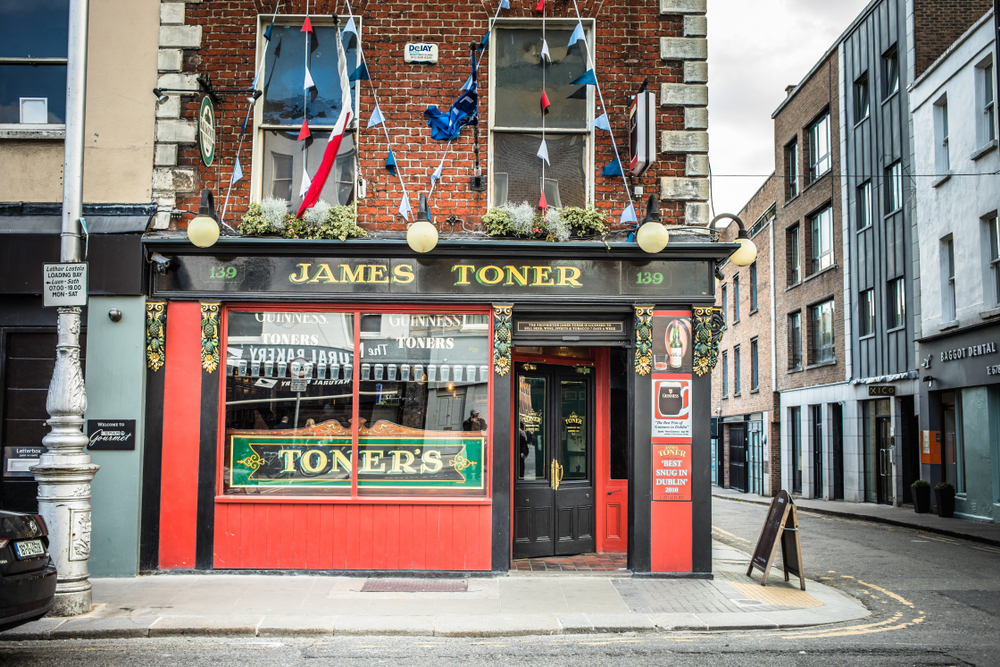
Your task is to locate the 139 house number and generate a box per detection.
[208,266,238,279]
[635,271,664,285]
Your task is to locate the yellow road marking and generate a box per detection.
[857,580,915,608]
[712,526,751,543]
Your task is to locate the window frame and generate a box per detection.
[886,160,903,213]
[722,351,729,397]
[488,18,596,210]
[785,140,799,200]
[733,275,741,323]
[788,224,801,285]
[934,96,950,175]
[987,213,1000,307]
[857,180,873,231]
[887,277,906,330]
[854,72,870,123]
[807,112,832,182]
[859,288,875,338]
[789,311,802,370]
[942,236,956,323]
[750,337,759,391]
[810,299,836,364]
[721,284,728,324]
[977,58,996,147]
[750,262,758,311]
[882,45,899,99]
[733,345,741,395]
[809,205,834,274]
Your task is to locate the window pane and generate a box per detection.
[786,143,798,199]
[751,340,759,390]
[734,348,741,393]
[734,278,740,321]
[494,27,588,129]
[0,64,67,123]
[722,353,728,394]
[884,50,899,95]
[0,0,69,58]
[790,312,802,368]
[560,379,588,481]
[518,376,546,481]
[262,25,357,126]
[858,182,872,229]
[261,130,355,208]
[357,313,490,496]
[493,132,586,208]
[860,289,874,337]
[223,311,356,497]
[750,263,758,310]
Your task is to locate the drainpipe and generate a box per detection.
[31,0,99,617]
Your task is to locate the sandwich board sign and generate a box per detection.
[747,489,805,590]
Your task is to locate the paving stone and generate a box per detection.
[434,614,560,637]
[258,615,338,636]
[148,615,262,637]
[51,616,155,639]
[337,615,433,636]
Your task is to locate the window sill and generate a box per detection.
[802,171,831,194]
[971,140,998,161]
[787,367,804,374]
[783,193,800,207]
[0,124,66,140]
[860,332,875,340]
[854,115,869,128]
[980,307,1000,320]
[884,208,902,218]
[749,308,759,316]
[750,388,760,394]
[887,324,906,333]
[804,264,838,283]
[733,318,740,325]
[805,360,837,369]
[883,90,899,104]
[939,319,960,331]
[857,224,872,233]
[932,172,952,188]
[722,395,729,400]
[786,281,802,292]
[733,393,742,398]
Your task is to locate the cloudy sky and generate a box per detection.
[707,0,872,216]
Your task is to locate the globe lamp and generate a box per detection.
[635,194,669,254]
[187,189,220,248]
[407,194,439,253]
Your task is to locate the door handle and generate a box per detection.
[607,489,621,495]
[550,459,564,490]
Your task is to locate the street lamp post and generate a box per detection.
[31,0,99,617]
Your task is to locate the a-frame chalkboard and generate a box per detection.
[746,490,805,590]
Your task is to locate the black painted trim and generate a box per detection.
[630,339,652,573]
[195,363,220,570]
[690,369,712,574]
[490,333,513,573]
[139,351,166,572]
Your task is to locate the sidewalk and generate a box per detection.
[0,541,868,640]
[713,487,1000,546]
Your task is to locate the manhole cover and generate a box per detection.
[361,579,468,593]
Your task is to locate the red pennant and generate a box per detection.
[297,118,311,142]
[535,0,544,12]
[301,16,313,33]
[539,190,548,211]
[541,90,551,113]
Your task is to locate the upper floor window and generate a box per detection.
[733,275,741,322]
[854,73,870,122]
[750,338,759,391]
[788,311,802,370]
[788,224,801,285]
[942,237,956,322]
[934,97,950,174]
[734,345,741,395]
[721,284,728,324]
[859,288,875,337]
[857,181,873,230]
[987,213,1000,307]
[883,46,899,98]
[977,59,996,147]
[811,299,835,364]
[785,141,799,200]
[722,351,729,396]
[809,205,834,274]
[0,0,69,125]
[887,277,906,330]
[491,22,592,209]
[256,19,359,211]
[808,113,831,181]
[886,161,903,212]
[750,262,758,311]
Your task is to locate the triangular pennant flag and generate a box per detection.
[620,203,637,225]
[304,65,315,90]
[398,194,412,220]
[431,160,444,183]
[590,112,611,131]
[385,150,398,176]
[240,108,252,136]
[343,16,358,36]
[568,22,586,46]
[263,22,273,41]
[301,16,313,33]
[480,31,490,49]
[571,69,597,86]
[601,158,623,176]
[500,0,510,8]
[540,39,551,61]
[541,90,551,113]
[367,104,386,128]
[539,190,548,211]
[230,158,244,184]
[299,165,312,197]
[349,62,370,82]
[535,0,544,12]
[460,75,474,92]
[536,139,550,166]
[297,118,311,142]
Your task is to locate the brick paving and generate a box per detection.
[613,569,801,615]
[510,553,628,572]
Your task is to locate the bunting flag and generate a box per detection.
[590,112,611,131]
[568,22,585,46]
[385,150,397,176]
[460,75,474,92]
[539,190,548,211]
[263,22,273,41]
[297,117,311,142]
[343,16,357,37]
[541,39,551,61]
[535,0,544,12]
[431,159,444,183]
[240,107,252,136]
[367,104,386,128]
[299,165,312,197]
[601,158,623,176]
[423,51,478,141]
[620,203,637,225]
[304,65,315,90]
[349,62,370,82]
[480,31,490,49]
[301,16,313,33]
[398,194,412,221]
[296,23,353,218]
[500,0,510,8]
[540,90,551,113]
[230,158,244,184]
[536,139,550,166]
[571,69,597,86]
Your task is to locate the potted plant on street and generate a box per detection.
[910,479,931,513]
[934,481,956,518]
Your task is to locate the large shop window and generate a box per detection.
[222,310,491,498]
[490,22,592,209]
[254,19,359,211]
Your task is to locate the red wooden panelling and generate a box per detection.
[213,502,492,571]
[159,302,203,569]
[650,502,692,573]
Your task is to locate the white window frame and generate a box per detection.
[886,161,903,212]
[934,95,950,175]
[857,180,873,230]
[487,18,596,210]
[976,57,996,148]
[887,277,906,330]
[859,288,875,338]
[941,236,956,323]
[810,205,834,274]
[986,213,1000,307]
[808,113,831,181]
[250,15,361,207]
[810,299,835,364]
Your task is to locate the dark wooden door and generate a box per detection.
[728,425,747,493]
[876,416,893,505]
[513,363,595,558]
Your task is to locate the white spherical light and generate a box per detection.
[636,221,669,254]
[187,214,220,248]
[730,236,758,266]
[407,220,439,253]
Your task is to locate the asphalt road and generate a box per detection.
[1,496,998,666]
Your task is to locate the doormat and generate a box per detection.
[361,579,468,593]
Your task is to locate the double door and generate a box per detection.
[513,363,595,558]
[728,425,746,493]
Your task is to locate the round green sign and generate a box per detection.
[198,95,216,167]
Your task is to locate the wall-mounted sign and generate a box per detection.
[868,385,895,396]
[628,88,656,177]
[87,419,136,451]
[198,95,216,167]
[516,321,625,335]
[3,446,46,478]
[404,43,439,63]
[43,262,88,307]
[652,444,691,501]
[652,375,692,439]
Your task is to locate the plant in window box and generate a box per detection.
[238,196,294,236]
[311,204,368,241]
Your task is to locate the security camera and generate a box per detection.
[149,252,172,274]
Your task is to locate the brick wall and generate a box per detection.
[771,48,844,394]
[152,0,711,233]
[913,0,992,79]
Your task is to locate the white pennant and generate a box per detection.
[398,194,412,220]
[431,160,444,183]
[620,203,637,225]
[536,139,550,166]
[343,16,358,37]
[367,104,386,128]
[304,65,315,90]
[540,39,551,62]
[590,113,611,131]
[300,165,312,197]
[230,158,244,184]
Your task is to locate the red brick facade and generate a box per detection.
[912,0,992,78]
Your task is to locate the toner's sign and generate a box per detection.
[43,262,88,307]
[198,95,216,167]
[652,444,691,501]
[87,420,136,451]
[404,42,438,63]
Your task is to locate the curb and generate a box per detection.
[713,493,1000,548]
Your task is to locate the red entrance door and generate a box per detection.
[596,348,628,553]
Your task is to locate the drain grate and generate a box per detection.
[361,579,468,593]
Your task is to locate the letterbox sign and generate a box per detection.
[404,42,438,63]
[868,385,895,397]
[3,446,46,478]
[87,419,137,451]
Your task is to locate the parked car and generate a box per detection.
[0,510,57,632]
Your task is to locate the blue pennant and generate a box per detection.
[424,52,479,141]
[601,158,623,177]
[571,69,597,86]
[263,22,273,41]
[385,150,397,176]
[349,62,370,82]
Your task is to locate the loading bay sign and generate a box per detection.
[43,262,88,307]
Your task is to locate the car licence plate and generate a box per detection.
[14,539,45,559]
